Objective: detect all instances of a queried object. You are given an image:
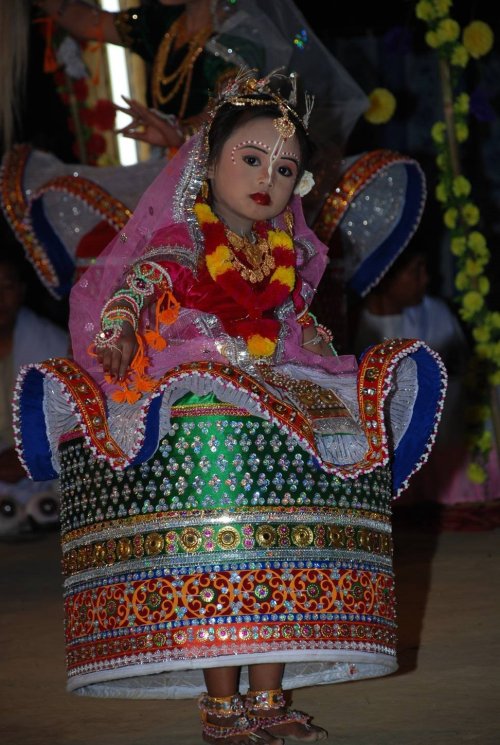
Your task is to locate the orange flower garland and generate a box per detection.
[194,201,296,357]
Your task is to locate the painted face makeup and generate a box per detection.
[209,117,301,235]
[230,138,300,187]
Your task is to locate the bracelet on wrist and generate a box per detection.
[302,332,322,347]
[316,323,333,345]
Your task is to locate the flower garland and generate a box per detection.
[416,0,497,483]
[194,201,295,358]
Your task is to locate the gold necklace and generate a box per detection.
[151,15,212,118]
[225,228,276,284]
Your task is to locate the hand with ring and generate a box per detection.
[96,321,138,381]
[114,97,184,148]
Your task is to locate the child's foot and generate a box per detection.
[199,692,284,745]
[261,713,327,742]
[245,689,327,743]
[202,713,284,745]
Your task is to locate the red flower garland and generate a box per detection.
[194,200,296,357]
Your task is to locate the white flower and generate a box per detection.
[294,170,315,197]
[56,37,88,80]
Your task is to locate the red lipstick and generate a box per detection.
[250,192,271,206]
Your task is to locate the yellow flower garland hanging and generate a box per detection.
[416,0,497,483]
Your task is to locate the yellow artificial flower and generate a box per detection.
[364,88,396,124]
[464,259,483,277]
[463,20,494,59]
[489,370,500,386]
[268,229,293,250]
[467,462,487,484]
[467,231,487,251]
[194,202,219,224]
[462,290,484,314]
[475,343,492,360]
[477,430,493,454]
[444,207,458,229]
[435,182,448,203]
[455,121,469,142]
[271,266,295,290]
[247,334,276,357]
[454,270,470,291]
[431,121,446,143]
[454,93,470,114]
[489,312,500,329]
[472,246,490,261]
[205,245,233,278]
[436,153,448,169]
[473,326,490,343]
[434,0,453,16]
[436,18,460,43]
[415,1,435,22]
[462,202,479,225]
[451,236,466,256]
[451,44,469,67]
[452,175,471,197]
[478,276,490,296]
[425,30,440,48]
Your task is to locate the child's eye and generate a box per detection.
[243,155,260,166]
[278,165,294,178]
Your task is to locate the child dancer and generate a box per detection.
[14,72,446,744]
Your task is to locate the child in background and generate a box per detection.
[352,241,498,506]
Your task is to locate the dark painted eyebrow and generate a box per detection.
[236,144,300,166]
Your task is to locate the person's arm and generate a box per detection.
[34,0,123,45]
[115,98,184,149]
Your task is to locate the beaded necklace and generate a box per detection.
[151,15,213,118]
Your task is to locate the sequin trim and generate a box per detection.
[313,150,418,244]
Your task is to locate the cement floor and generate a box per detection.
[1,513,499,745]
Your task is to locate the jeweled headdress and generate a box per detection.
[208,67,315,140]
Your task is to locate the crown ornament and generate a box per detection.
[210,67,315,140]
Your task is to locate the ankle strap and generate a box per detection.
[246,688,286,711]
[198,692,245,718]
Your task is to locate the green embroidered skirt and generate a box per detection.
[60,393,396,699]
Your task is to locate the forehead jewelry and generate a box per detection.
[268,106,296,184]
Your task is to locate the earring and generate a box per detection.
[201,181,209,200]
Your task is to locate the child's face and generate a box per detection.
[385,253,429,310]
[208,117,301,235]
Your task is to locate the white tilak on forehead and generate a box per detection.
[268,134,286,183]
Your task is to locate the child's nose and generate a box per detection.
[258,165,274,188]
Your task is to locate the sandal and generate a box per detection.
[245,688,327,743]
[199,692,284,744]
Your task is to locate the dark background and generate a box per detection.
[3,1,500,332]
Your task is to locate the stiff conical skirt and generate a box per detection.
[60,391,397,699]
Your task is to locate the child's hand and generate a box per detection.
[302,325,334,357]
[96,322,138,382]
